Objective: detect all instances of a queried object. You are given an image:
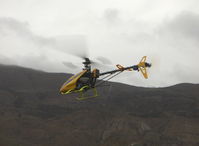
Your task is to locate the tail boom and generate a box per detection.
[99,56,151,79]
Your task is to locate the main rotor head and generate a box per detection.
[82,58,92,70]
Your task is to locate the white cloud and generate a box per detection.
[0,17,87,73]
[0,0,199,87]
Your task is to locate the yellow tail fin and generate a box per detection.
[138,56,148,79]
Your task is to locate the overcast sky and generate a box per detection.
[0,0,199,87]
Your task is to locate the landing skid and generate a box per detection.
[61,85,98,100]
[77,87,98,100]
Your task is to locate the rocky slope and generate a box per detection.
[0,64,199,146]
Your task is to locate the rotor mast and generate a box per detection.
[82,58,91,71]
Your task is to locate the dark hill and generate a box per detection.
[0,64,199,146]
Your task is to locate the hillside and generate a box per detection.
[0,64,199,146]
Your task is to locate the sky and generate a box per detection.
[0,0,199,87]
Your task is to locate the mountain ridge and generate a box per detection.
[0,65,199,146]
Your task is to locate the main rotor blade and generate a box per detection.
[52,35,114,70]
[53,35,89,59]
[96,56,112,65]
[62,61,79,69]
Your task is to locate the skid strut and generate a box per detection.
[77,87,98,100]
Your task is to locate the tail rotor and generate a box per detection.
[137,56,152,79]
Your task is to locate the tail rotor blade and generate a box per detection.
[147,56,160,77]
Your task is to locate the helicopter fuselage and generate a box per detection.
[60,69,99,94]
[59,56,151,98]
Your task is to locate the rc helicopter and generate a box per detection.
[60,56,152,100]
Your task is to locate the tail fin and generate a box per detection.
[137,56,151,79]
